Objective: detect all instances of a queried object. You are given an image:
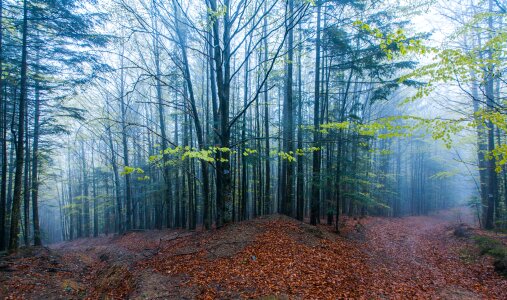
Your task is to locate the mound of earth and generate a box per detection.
[1,210,506,299]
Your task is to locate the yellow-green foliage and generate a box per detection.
[322,115,467,146]
[120,166,144,176]
[182,149,215,162]
[353,15,507,172]
[353,20,432,60]
[243,148,258,156]
[148,145,235,166]
[319,121,350,133]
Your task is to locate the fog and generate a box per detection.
[0,0,504,248]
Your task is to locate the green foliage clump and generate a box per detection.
[473,235,507,258]
[473,235,507,277]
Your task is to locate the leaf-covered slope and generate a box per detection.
[1,211,506,299]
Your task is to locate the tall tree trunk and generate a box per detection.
[241,40,249,221]
[209,0,233,227]
[334,68,353,227]
[174,112,181,228]
[263,3,271,215]
[310,3,322,226]
[207,18,219,227]
[394,138,402,217]
[0,0,6,251]
[92,148,98,237]
[57,176,66,240]
[81,142,90,237]
[468,27,489,227]
[104,173,110,235]
[277,86,282,213]
[9,0,28,251]
[23,114,30,246]
[119,52,132,231]
[106,104,122,233]
[282,0,295,216]
[67,148,74,239]
[182,110,189,228]
[7,87,17,223]
[296,22,304,221]
[173,0,210,229]
[31,75,41,246]
[152,4,172,229]
[255,51,262,218]
[484,0,498,229]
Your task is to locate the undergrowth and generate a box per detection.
[473,236,507,277]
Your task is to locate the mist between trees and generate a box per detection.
[0,0,506,251]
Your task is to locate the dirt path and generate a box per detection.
[359,208,506,299]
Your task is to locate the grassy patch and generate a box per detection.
[473,235,507,277]
[473,236,507,257]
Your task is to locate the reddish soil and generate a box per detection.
[358,209,506,299]
[0,208,506,299]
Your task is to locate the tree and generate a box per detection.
[310,2,322,225]
[31,65,42,246]
[8,0,28,252]
[282,0,295,216]
[484,0,498,229]
[0,0,6,251]
[171,0,211,229]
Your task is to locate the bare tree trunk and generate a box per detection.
[296,22,304,221]
[394,138,402,217]
[151,4,172,229]
[66,148,74,239]
[282,0,295,217]
[0,0,6,251]
[484,0,498,229]
[207,20,219,227]
[174,111,181,228]
[310,3,322,226]
[263,4,271,216]
[173,0,210,229]
[92,148,98,237]
[56,176,66,241]
[255,51,262,218]
[119,51,132,231]
[241,40,249,221]
[104,172,110,235]
[209,0,233,227]
[106,104,122,233]
[9,0,28,251]
[23,115,30,246]
[31,74,41,246]
[81,141,90,237]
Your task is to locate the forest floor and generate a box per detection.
[1,207,507,299]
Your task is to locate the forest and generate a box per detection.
[0,0,507,298]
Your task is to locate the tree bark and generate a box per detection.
[296,22,304,221]
[119,51,132,231]
[106,104,122,233]
[209,0,233,227]
[310,3,322,226]
[263,6,271,215]
[23,115,30,246]
[92,148,98,237]
[173,0,210,229]
[152,4,172,229]
[31,74,41,246]
[484,0,498,229]
[282,0,295,217]
[81,141,90,237]
[9,0,28,251]
[0,0,6,251]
